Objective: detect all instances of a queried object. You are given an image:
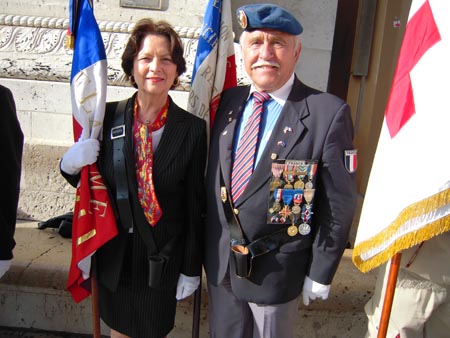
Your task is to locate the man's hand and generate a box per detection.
[176,274,200,300]
[0,259,12,279]
[302,275,330,306]
[60,139,100,175]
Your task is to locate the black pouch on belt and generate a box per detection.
[147,235,178,287]
[231,243,252,278]
[148,254,168,287]
[231,227,303,279]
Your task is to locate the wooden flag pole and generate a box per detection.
[91,256,101,338]
[192,278,202,338]
[377,252,402,338]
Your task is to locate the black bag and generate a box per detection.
[37,212,73,238]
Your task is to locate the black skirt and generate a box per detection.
[98,234,177,338]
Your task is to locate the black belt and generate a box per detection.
[247,228,298,257]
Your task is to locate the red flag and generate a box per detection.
[384,0,441,137]
[352,0,450,273]
[67,0,117,303]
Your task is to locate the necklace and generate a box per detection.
[137,99,169,125]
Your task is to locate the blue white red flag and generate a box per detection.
[353,0,450,273]
[188,0,237,130]
[67,0,117,303]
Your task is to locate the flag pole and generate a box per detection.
[377,252,402,338]
[192,278,202,338]
[91,254,101,338]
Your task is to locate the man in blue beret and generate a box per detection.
[204,3,357,337]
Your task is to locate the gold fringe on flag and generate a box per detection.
[353,188,450,273]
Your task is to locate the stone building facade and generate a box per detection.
[0,0,338,220]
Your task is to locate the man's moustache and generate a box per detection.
[251,61,280,69]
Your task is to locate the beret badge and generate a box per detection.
[237,9,248,29]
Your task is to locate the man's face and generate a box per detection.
[241,29,301,92]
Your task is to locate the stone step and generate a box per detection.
[0,221,377,337]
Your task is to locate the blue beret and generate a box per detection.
[237,4,303,35]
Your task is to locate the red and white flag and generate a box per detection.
[353,0,450,273]
[188,0,237,130]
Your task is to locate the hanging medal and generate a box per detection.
[287,224,298,237]
[280,190,294,223]
[298,222,311,235]
[291,193,303,215]
[303,188,315,205]
[270,161,284,191]
[298,204,311,235]
[305,163,317,189]
[294,163,307,189]
[269,189,283,214]
[283,162,295,189]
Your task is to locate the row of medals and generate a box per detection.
[269,161,317,237]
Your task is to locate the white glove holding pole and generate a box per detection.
[176,273,200,300]
[302,275,330,306]
[60,138,100,175]
[0,259,12,279]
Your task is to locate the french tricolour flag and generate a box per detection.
[353,0,450,273]
[67,0,117,303]
[69,0,107,141]
[188,0,237,130]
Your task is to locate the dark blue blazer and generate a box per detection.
[204,76,357,304]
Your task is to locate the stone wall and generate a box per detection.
[0,0,338,221]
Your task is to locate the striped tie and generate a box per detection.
[231,91,271,203]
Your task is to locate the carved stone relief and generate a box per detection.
[0,14,249,92]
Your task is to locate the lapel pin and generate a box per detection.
[277,141,286,148]
[283,126,293,134]
[271,153,278,160]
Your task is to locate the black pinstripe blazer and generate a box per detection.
[64,92,207,292]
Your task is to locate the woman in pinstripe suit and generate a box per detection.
[61,18,207,338]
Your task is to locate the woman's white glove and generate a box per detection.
[0,259,12,279]
[60,139,100,175]
[176,273,200,300]
[302,275,330,306]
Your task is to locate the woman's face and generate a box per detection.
[132,34,178,97]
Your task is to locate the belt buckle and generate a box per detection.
[230,238,246,247]
[111,125,126,139]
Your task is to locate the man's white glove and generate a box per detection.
[302,275,330,306]
[0,259,12,279]
[60,139,100,175]
[176,274,200,300]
